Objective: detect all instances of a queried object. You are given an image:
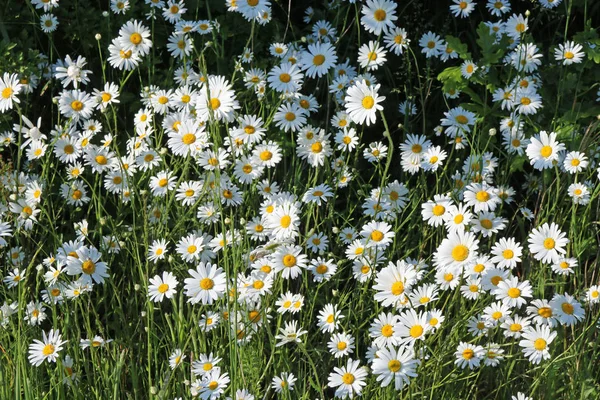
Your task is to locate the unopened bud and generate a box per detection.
[489,128,497,136]
[95,33,102,40]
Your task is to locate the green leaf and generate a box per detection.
[445,35,471,60]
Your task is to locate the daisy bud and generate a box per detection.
[52,96,58,104]
[301,36,307,42]
[240,218,246,225]
[332,227,339,234]
[9,194,17,201]
[183,380,190,386]
[134,284,141,291]
[332,289,338,297]
[36,264,44,272]
[95,34,101,40]
[224,217,231,224]
[99,217,106,225]
[144,327,148,332]
[168,255,175,263]
[525,10,530,17]
[141,311,146,317]
[159,147,168,155]
[140,190,147,195]
[102,11,109,17]
[150,387,157,395]
[489,128,497,136]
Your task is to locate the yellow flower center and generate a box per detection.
[279,73,291,83]
[280,215,291,228]
[158,283,169,293]
[409,325,424,338]
[200,278,214,290]
[342,373,355,385]
[543,238,555,250]
[462,349,474,360]
[313,54,325,66]
[373,8,387,21]
[285,112,296,121]
[538,307,552,318]
[2,87,13,98]
[540,145,552,158]
[391,281,404,295]
[451,245,469,262]
[362,95,375,109]
[71,100,84,111]
[502,249,514,259]
[534,338,547,351]
[42,344,55,356]
[432,205,445,216]
[283,254,297,267]
[561,302,574,315]
[82,260,96,274]
[507,288,521,298]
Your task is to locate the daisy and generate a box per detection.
[107,38,142,71]
[163,0,186,23]
[526,131,565,170]
[433,230,479,270]
[196,75,239,122]
[40,14,59,33]
[361,0,397,35]
[328,332,355,358]
[237,0,271,22]
[397,309,430,345]
[373,260,419,307]
[550,293,585,326]
[461,60,477,78]
[28,329,67,366]
[148,271,178,302]
[66,246,109,284]
[454,342,485,370]
[527,299,558,327]
[450,0,476,18]
[563,151,588,173]
[490,237,522,269]
[168,349,185,370]
[360,220,395,249]
[267,62,304,94]
[568,183,590,205]
[197,369,230,399]
[299,42,337,78]
[554,41,585,65]
[515,87,543,115]
[149,170,177,197]
[275,320,307,347]
[345,80,385,126]
[184,262,226,305]
[118,20,152,56]
[384,27,410,55]
[317,303,343,333]
[271,372,296,394]
[421,146,447,171]
[272,244,307,280]
[273,102,307,132]
[519,325,556,364]
[505,13,528,40]
[372,345,418,390]
[550,257,576,275]
[58,89,95,122]
[486,0,510,16]
[419,31,444,58]
[586,285,600,304]
[493,276,532,308]
[357,41,388,71]
[501,314,531,339]
[302,185,333,207]
[528,222,568,264]
[327,359,368,399]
